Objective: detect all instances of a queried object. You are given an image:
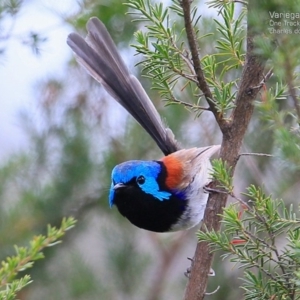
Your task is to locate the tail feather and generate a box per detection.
[67,17,179,155]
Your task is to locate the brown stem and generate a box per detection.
[180,0,226,129]
[182,1,266,299]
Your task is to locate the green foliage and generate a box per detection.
[125,0,246,128]
[198,185,300,299]
[0,217,76,300]
[256,81,300,168]
[211,158,233,193]
[127,0,246,117]
[204,2,245,116]
[127,0,199,105]
[214,3,246,68]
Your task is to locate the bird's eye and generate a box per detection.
[136,175,145,185]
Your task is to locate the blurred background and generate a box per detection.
[1,0,299,299]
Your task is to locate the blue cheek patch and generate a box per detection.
[139,177,171,201]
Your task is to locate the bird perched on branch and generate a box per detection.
[67,17,220,233]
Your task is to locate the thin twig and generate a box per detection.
[246,69,273,94]
[180,0,224,127]
[239,152,273,158]
[264,68,274,82]
[172,68,198,83]
[170,35,196,76]
[170,96,209,111]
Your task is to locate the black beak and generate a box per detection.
[113,183,126,190]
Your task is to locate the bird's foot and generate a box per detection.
[184,257,215,278]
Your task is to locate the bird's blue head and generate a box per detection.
[109,160,172,207]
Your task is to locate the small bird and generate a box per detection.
[67,17,220,232]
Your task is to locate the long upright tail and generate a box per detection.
[67,17,179,156]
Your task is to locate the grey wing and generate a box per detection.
[67,17,179,155]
